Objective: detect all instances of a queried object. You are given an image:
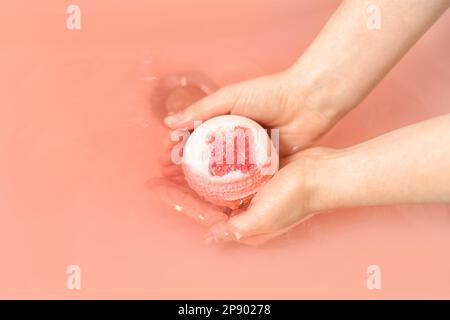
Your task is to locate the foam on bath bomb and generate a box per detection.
[182,115,278,209]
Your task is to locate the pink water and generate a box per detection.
[1,0,449,299]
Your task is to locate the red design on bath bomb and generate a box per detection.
[182,115,279,209]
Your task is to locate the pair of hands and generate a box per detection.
[154,69,343,245]
[150,0,450,244]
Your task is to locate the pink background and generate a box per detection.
[0,0,449,299]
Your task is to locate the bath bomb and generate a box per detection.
[182,115,279,209]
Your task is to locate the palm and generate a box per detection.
[154,71,334,243]
[150,147,302,244]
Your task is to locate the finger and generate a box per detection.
[203,220,290,245]
[204,162,307,242]
[151,72,218,121]
[162,131,179,149]
[230,174,301,237]
[163,75,286,129]
[235,218,312,245]
[204,212,315,246]
[147,178,229,227]
[159,164,182,177]
[163,83,241,129]
[233,232,281,246]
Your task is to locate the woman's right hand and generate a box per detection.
[162,68,345,157]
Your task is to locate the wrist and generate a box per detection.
[284,55,359,122]
[300,147,357,213]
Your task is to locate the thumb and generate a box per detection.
[163,74,285,129]
[163,83,242,129]
[205,163,308,243]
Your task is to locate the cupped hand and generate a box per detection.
[163,69,340,156]
[154,137,330,245]
[154,68,343,245]
[202,148,330,245]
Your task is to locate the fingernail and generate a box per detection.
[164,112,190,127]
[204,223,237,245]
[291,145,301,153]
